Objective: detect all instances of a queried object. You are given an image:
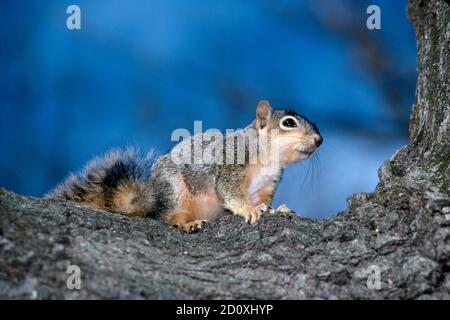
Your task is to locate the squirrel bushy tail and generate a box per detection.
[46,148,157,217]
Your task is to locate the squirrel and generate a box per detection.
[47,100,322,233]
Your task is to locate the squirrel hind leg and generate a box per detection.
[167,191,222,233]
[167,205,198,233]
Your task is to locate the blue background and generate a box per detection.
[0,0,416,217]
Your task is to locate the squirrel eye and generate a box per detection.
[281,117,298,128]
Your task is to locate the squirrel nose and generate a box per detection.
[314,135,323,147]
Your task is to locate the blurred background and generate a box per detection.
[0,0,416,218]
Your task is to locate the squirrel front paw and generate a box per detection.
[276,204,293,214]
[239,203,271,224]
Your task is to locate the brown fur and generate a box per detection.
[166,175,222,233]
[112,182,142,217]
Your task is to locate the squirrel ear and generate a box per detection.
[255,100,272,130]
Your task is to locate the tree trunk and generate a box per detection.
[0,0,449,299]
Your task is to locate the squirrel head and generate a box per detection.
[252,100,323,166]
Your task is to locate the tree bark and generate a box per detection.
[0,0,449,299]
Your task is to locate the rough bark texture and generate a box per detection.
[0,0,449,299]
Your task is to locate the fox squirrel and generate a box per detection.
[47,100,322,233]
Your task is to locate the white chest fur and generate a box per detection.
[246,164,282,205]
